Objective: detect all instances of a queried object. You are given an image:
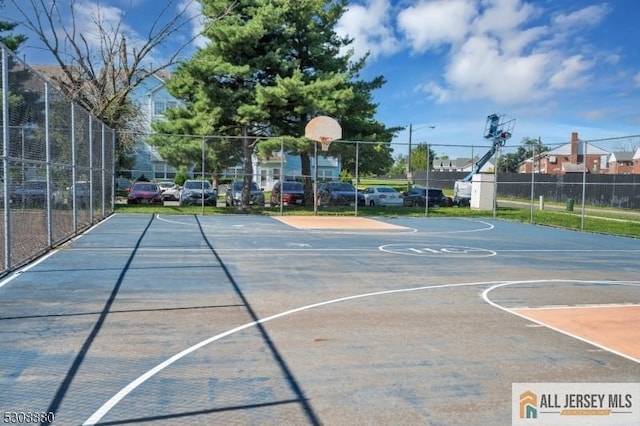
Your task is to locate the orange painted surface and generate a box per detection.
[274,216,408,230]
[513,305,640,361]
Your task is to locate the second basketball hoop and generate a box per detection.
[305,115,342,151]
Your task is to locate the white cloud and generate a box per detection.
[398,0,611,106]
[417,81,451,103]
[177,0,206,49]
[635,72,640,88]
[336,0,400,60]
[397,0,476,52]
[73,2,130,49]
[444,34,550,104]
[548,55,593,89]
[471,0,538,37]
[552,4,610,28]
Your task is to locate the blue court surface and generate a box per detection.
[1,213,639,425]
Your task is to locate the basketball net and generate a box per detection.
[319,137,333,152]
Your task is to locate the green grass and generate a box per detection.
[113,202,640,239]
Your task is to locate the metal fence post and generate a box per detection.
[2,46,11,270]
[101,123,106,219]
[279,138,284,215]
[355,141,359,216]
[71,102,77,232]
[529,144,535,222]
[425,147,430,217]
[112,131,116,211]
[88,116,94,223]
[580,140,588,231]
[44,81,53,246]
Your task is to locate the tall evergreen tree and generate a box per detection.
[0,21,27,52]
[158,0,397,206]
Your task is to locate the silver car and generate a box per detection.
[158,180,180,201]
[363,186,404,207]
[179,180,217,206]
[225,180,265,207]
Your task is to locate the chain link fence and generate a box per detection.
[1,43,115,275]
[116,131,639,222]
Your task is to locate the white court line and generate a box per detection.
[510,303,640,310]
[0,214,116,290]
[64,247,382,252]
[82,279,507,425]
[496,249,640,253]
[62,246,640,256]
[155,214,498,236]
[481,280,640,366]
[0,250,58,290]
[84,278,640,425]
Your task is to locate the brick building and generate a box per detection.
[606,151,635,174]
[519,132,609,175]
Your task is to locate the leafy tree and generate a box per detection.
[409,143,437,171]
[497,137,548,173]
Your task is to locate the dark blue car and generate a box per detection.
[317,181,365,206]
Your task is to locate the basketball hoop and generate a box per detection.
[305,116,342,152]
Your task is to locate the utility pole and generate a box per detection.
[407,123,413,183]
[406,123,435,191]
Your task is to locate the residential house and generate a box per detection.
[32,65,182,180]
[225,150,342,190]
[518,132,609,175]
[433,157,494,173]
[634,148,640,174]
[128,70,181,180]
[605,152,635,174]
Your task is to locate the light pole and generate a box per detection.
[406,124,435,189]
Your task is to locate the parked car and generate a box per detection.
[116,178,132,197]
[126,181,163,205]
[179,180,217,206]
[317,181,365,206]
[402,187,453,207]
[271,181,305,206]
[158,180,180,201]
[362,186,404,207]
[225,180,265,207]
[10,179,64,207]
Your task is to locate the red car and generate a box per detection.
[270,181,305,206]
[126,182,163,205]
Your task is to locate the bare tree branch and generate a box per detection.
[9,0,211,133]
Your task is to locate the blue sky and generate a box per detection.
[4,0,640,159]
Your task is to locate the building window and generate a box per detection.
[154,101,166,115]
[154,100,177,116]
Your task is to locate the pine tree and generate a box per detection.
[157,0,397,206]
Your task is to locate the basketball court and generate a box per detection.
[0,213,638,425]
